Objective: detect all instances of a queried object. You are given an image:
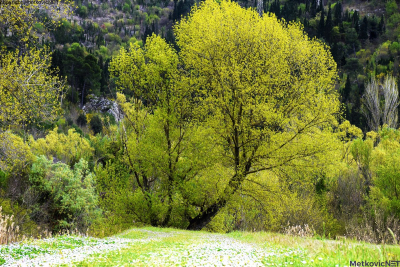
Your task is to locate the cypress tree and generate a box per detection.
[269,0,281,18]
[359,16,368,40]
[378,14,385,35]
[331,42,339,64]
[334,1,342,26]
[316,0,322,13]
[369,15,378,40]
[353,10,360,33]
[318,6,325,38]
[311,0,317,17]
[344,8,350,22]
[325,4,333,42]
[343,75,351,102]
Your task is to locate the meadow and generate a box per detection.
[1,227,399,266]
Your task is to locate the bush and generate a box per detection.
[29,156,100,232]
[0,131,33,172]
[90,115,103,135]
[29,128,94,166]
[77,113,87,127]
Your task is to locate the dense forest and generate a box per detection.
[1,0,400,246]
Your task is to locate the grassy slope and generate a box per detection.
[67,227,400,267]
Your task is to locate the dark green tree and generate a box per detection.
[90,115,103,135]
[343,75,351,102]
[325,4,333,42]
[269,0,281,18]
[369,15,379,40]
[81,54,101,106]
[353,10,360,33]
[310,0,317,17]
[334,1,342,26]
[378,15,385,35]
[359,16,369,40]
[64,43,85,104]
[318,6,325,38]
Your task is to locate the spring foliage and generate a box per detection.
[0,48,66,128]
[0,131,33,172]
[29,156,99,231]
[105,0,342,230]
[176,0,341,229]
[0,0,72,44]
[29,128,94,166]
[0,0,72,128]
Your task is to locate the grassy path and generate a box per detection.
[1,227,399,266]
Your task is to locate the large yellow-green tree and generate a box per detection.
[0,48,66,128]
[174,0,341,229]
[108,35,219,227]
[0,1,72,128]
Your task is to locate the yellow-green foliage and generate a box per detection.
[105,0,343,231]
[110,34,179,107]
[0,0,72,128]
[0,0,72,42]
[175,0,341,185]
[0,131,33,172]
[208,170,341,235]
[98,94,220,228]
[0,48,66,128]
[29,128,94,166]
[369,128,400,217]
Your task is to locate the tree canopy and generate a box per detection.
[0,48,65,128]
[174,0,341,229]
[107,0,342,230]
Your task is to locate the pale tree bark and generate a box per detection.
[363,75,399,131]
[257,0,263,17]
[382,75,399,129]
[363,77,381,132]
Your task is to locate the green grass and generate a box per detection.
[227,231,400,266]
[70,228,400,267]
[0,245,51,260]
[2,227,400,266]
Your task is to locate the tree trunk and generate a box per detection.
[187,198,227,230]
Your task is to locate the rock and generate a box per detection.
[82,95,123,122]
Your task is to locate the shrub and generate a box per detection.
[77,113,87,127]
[29,156,100,232]
[0,131,33,172]
[90,115,103,135]
[29,128,94,166]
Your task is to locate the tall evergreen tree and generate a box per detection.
[318,6,325,38]
[334,1,342,26]
[359,16,368,40]
[310,0,317,17]
[353,10,360,33]
[325,4,333,42]
[344,8,350,22]
[369,15,378,40]
[378,14,385,35]
[269,0,281,18]
[343,75,351,102]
